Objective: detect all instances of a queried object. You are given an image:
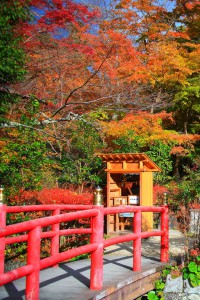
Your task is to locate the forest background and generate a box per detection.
[0,0,200,213]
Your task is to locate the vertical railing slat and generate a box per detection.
[0,203,169,297]
[51,208,60,267]
[133,210,142,271]
[160,205,169,262]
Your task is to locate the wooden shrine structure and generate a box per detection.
[96,153,161,234]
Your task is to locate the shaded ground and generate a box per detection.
[105,230,194,263]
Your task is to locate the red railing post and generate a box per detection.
[133,209,142,271]
[90,187,104,290]
[51,208,60,267]
[160,205,169,262]
[26,226,41,300]
[0,204,6,274]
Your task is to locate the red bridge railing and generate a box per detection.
[0,201,169,300]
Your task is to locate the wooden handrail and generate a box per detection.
[0,203,169,299]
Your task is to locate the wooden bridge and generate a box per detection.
[0,198,169,299]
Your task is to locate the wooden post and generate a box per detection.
[26,226,41,300]
[160,205,169,262]
[90,187,104,290]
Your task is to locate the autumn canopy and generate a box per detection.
[0,0,199,205]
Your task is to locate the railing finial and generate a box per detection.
[163,192,168,205]
[93,186,103,206]
[0,185,6,205]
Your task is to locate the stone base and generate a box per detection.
[164,275,200,300]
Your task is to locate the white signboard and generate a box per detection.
[129,195,139,205]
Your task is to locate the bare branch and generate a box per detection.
[1,112,81,129]
[50,45,114,118]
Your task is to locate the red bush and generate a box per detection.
[153,185,168,205]
[37,188,93,205]
[10,189,39,205]
[9,188,93,206]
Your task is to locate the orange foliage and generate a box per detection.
[100,111,172,139]
[100,111,200,147]
[170,146,189,156]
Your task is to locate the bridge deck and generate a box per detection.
[0,247,165,300]
[1,230,185,300]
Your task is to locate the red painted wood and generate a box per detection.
[51,208,60,268]
[6,205,92,213]
[104,205,165,215]
[160,205,169,262]
[0,205,6,274]
[0,203,169,300]
[90,205,104,290]
[0,265,34,285]
[26,226,41,300]
[5,228,92,245]
[0,209,98,237]
[0,204,6,274]
[40,244,98,270]
[133,210,142,271]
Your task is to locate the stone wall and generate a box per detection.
[190,209,200,234]
[164,275,200,300]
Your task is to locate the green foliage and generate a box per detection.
[146,141,174,184]
[172,76,200,133]
[0,0,31,124]
[161,265,173,278]
[145,252,200,299]
[88,109,109,121]
[183,259,200,287]
[168,168,200,208]
[113,134,145,153]
[147,291,160,300]
[154,280,165,293]
[88,109,125,121]
[69,253,89,261]
[58,119,104,190]
[0,92,21,124]
[5,241,27,261]
[145,265,183,299]
[0,0,30,84]
[0,127,51,196]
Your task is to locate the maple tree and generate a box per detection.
[98,0,200,115]
[1,0,199,122]
[98,111,200,183]
[0,0,199,200]
[1,0,199,268]
[12,0,105,118]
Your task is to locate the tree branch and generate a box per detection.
[1,113,81,129]
[50,45,114,118]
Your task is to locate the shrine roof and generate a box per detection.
[95,153,161,172]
